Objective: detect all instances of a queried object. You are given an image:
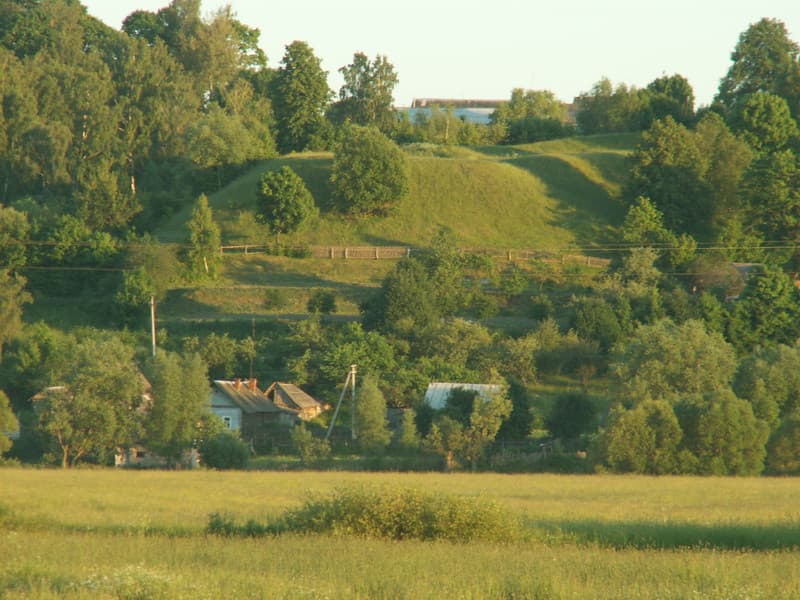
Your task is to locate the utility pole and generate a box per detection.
[325,365,357,442]
[350,364,357,440]
[150,295,157,358]
[249,318,255,380]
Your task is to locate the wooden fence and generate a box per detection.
[218,244,611,267]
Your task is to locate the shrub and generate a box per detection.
[200,432,249,469]
[263,288,289,310]
[207,487,522,542]
[307,290,337,314]
[290,424,331,463]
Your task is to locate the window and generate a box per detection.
[223,416,232,429]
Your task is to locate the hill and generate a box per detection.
[151,134,637,323]
[157,133,637,250]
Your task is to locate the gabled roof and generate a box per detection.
[423,382,502,411]
[212,379,283,414]
[265,382,322,413]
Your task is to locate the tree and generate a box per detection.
[490,88,570,144]
[143,351,210,466]
[362,256,439,335]
[546,392,597,440]
[307,290,337,315]
[626,117,712,235]
[186,104,270,190]
[621,197,695,269]
[184,194,221,279]
[693,112,754,239]
[424,386,512,471]
[716,18,800,119]
[0,204,29,269]
[354,375,391,453]
[330,52,399,132]
[271,41,331,153]
[676,390,768,476]
[598,400,682,474]
[396,409,420,451]
[766,411,800,474]
[735,343,800,430]
[255,166,317,243]
[0,390,18,456]
[0,269,31,361]
[739,149,800,245]
[330,124,408,216]
[35,334,146,468]
[291,423,330,463]
[610,319,737,406]
[576,78,646,134]
[727,264,800,352]
[642,74,695,126]
[573,296,624,352]
[733,92,799,155]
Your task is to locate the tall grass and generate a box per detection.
[2,470,800,598]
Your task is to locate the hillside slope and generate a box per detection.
[156,133,636,251]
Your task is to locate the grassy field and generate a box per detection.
[2,469,799,598]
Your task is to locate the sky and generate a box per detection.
[81,0,800,108]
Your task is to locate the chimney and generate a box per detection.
[234,378,241,390]
[248,378,257,392]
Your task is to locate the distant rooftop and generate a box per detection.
[410,98,507,109]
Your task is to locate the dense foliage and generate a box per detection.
[1,4,799,476]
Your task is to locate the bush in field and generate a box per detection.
[200,431,249,469]
[208,487,522,542]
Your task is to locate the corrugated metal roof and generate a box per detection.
[423,382,502,411]
[212,379,283,414]
[266,382,322,412]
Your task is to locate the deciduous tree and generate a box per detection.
[184,194,221,279]
[272,41,331,153]
[256,166,317,243]
[354,375,391,453]
[143,351,210,465]
[0,269,31,361]
[330,124,408,216]
[35,334,146,468]
[0,390,18,456]
[716,18,800,119]
[610,319,737,406]
[330,52,399,132]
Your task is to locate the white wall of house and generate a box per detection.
[211,407,242,431]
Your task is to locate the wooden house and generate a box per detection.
[210,379,326,443]
[265,381,327,421]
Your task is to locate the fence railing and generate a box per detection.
[218,244,611,267]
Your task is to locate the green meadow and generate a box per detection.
[2,469,799,598]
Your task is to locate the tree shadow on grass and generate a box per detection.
[531,518,800,551]
[508,154,626,247]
